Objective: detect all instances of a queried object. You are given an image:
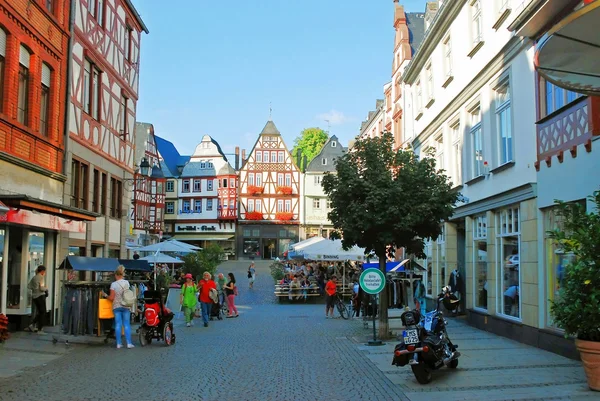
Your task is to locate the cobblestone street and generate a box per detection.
[0,260,597,401]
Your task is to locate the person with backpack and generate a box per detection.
[103,265,134,349]
[223,273,239,318]
[180,274,197,327]
[26,265,48,333]
[247,262,256,289]
[197,272,217,327]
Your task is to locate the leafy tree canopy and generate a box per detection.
[322,133,458,260]
[182,244,224,281]
[291,128,328,170]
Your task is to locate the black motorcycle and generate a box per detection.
[391,286,460,384]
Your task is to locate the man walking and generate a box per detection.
[198,272,217,327]
[27,265,47,333]
[325,275,337,318]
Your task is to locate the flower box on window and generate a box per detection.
[246,211,263,220]
[276,186,293,195]
[247,185,263,195]
[275,212,294,221]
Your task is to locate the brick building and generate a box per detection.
[0,0,96,326]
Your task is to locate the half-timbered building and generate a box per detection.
[237,120,300,259]
[63,0,148,259]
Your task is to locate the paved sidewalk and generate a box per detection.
[356,314,597,401]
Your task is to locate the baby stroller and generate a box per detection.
[137,290,176,347]
[210,300,223,321]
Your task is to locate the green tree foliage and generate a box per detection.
[270,261,285,282]
[182,244,224,281]
[322,133,458,336]
[291,128,328,170]
[548,190,600,342]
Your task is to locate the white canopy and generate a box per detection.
[300,239,367,262]
[136,241,198,253]
[141,252,184,264]
[164,239,201,251]
[289,236,326,252]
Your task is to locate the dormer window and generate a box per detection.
[207,162,213,168]
[200,162,206,169]
[322,158,327,166]
[331,141,337,148]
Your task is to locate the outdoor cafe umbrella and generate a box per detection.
[136,242,196,289]
[164,239,201,251]
[141,252,184,276]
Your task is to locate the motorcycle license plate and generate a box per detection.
[403,329,419,345]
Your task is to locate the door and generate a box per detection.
[262,239,276,260]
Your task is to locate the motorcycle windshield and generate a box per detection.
[423,311,437,332]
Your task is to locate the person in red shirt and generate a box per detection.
[325,275,337,318]
[197,272,217,327]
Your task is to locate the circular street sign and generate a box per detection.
[359,268,386,295]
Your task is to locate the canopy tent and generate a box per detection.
[140,252,184,265]
[58,256,151,272]
[287,236,327,259]
[299,239,368,262]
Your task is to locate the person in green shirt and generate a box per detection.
[216,273,227,305]
[180,274,197,327]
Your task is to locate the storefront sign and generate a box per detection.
[359,268,386,295]
[176,224,231,233]
[201,225,216,231]
[0,209,86,233]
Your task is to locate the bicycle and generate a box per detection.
[334,293,350,320]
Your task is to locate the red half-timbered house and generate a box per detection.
[64,0,148,259]
[237,120,300,259]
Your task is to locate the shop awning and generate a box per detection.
[173,234,234,241]
[119,259,152,272]
[0,195,98,221]
[534,1,600,95]
[59,256,152,272]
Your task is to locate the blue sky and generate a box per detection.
[135,0,427,157]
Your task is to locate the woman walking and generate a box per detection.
[103,265,134,349]
[180,273,197,327]
[247,262,256,289]
[224,273,239,318]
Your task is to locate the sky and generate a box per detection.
[134,0,428,158]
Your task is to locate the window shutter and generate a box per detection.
[0,30,6,57]
[19,45,30,67]
[42,64,51,87]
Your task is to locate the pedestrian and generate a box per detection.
[325,275,337,318]
[247,262,256,289]
[103,265,134,349]
[216,273,227,305]
[224,273,239,318]
[26,265,47,334]
[180,274,197,327]
[197,272,217,327]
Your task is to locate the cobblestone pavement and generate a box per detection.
[0,261,409,401]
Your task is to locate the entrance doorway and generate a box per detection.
[262,239,276,260]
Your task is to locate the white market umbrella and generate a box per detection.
[141,252,185,264]
[136,241,197,253]
[165,239,201,251]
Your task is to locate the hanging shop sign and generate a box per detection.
[0,209,86,233]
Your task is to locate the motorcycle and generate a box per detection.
[391,286,461,384]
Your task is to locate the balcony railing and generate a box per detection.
[218,209,237,219]
[536,97,600,169]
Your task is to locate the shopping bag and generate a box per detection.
[98,299,114,319]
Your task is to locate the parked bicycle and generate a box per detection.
[334,293,350,320]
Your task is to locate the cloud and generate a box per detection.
[316,110,354,126]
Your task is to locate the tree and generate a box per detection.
[182,244,224,281]
[322,133,459,337]
[291,128,328,170]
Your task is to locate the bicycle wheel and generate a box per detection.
[336,298,349,320]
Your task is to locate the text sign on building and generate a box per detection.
[359,268,385,295]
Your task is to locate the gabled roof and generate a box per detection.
[306,135,346,173]
[260,120,281,136]
[155,136,189,177]
[180,162,216,178]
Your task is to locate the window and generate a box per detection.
[71,159,89,209]
[314,175,321,185]
[230,199,235,209]
[92,67,100,120]
[263,151,269,163]
[271,152,277,163]
[470,106,484,178]
[277,173,284,186]
[321,158,327,166]
[125,26,133,62]
[256,151,262,163]
[121,94,128,139]
[277,200,284,212]
[182,180,190,193]
[0,29,5,112]
[166,202,174,214]
[83,60,91,114]
[88,0,96,17]
[544,80,583,116]
[166,181,174,192]
[255,199,262,212]
[471,0,483,44]
[284,200,291,212]
[247,199,255,213]
[255,173,262,187]
[183,200,191,213]
[437,226,446,294]
[45,0,54,13]
[205,199,212,211]
[40,64,51,136]
[83,60,101,119]
[331,141,337,147]
[416,80,422,112]
[193,179,201,192]
[278,151,284,163]
[97,0,104,26]
[222,179,228,188]
[18,46,30,125]
[248,173,254,186]
[497,206,520,319]
[207,180,213,191]
[313,199,321,209]
[435,134,444,171]
[426,62,434,102]
[473,215,488,310]
[285,173,291,187]
[101,172,107,215]
[200,162,206,169]
[109,177,122,218]
[327,200,332,209]
[92,169,100,213]
[496,81,513,164]
[194,199,202,213]
[443,36,452,79]
[451,124,462,185]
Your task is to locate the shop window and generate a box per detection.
[497,206,520,319]
[243,239,259,255]
[27,232,45,309]
[473,215,488,310]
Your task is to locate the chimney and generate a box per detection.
[242,149,246,164]
[235,146,240,170]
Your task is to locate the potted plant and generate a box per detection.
[270,261,285,283]
[247,185,263,195]
[548,190,600,391]
[276,186,293,195]
[275,212,293,221]
[246,211,264,220]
